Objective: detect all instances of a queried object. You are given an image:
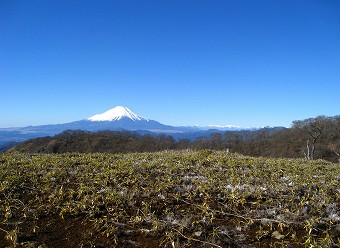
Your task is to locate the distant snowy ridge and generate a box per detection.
[186,124,244,131]
[207,124,240,129]
[88,106,148,122]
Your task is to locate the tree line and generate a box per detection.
[8,115,340,162]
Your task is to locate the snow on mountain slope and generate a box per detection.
[88,106,148,122]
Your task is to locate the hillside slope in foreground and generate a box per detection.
[0,151,339,247]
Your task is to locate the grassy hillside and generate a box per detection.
[0,151,339,247]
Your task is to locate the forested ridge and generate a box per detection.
[8,115,340,162]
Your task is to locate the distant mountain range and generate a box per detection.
[0,106,262,147]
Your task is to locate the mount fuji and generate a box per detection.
[88,106,148,122]
[0,106,193,144]
[81,106,187,132]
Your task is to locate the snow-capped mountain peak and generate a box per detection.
[88,106,148,122]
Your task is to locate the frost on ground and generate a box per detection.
[0,150,339,247]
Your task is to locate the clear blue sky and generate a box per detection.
[1,0,339,128]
